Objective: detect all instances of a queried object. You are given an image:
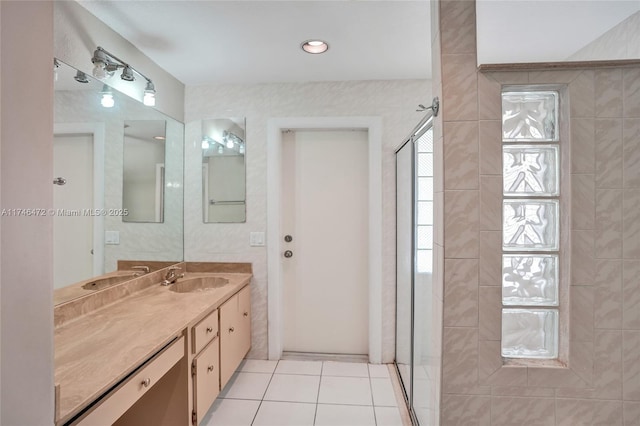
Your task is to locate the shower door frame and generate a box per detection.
[394,112,434,426]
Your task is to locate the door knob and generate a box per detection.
[284,250,293,258]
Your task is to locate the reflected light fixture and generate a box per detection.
[74,70,89,84]
[100,84,115,108]
[239,144,245,155]
[143,81,156,106]
[217,145,224,155]
[202,139,210,149]
[91,46,157,107]
[301,39,329,54]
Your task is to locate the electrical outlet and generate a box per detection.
[105,231,120,245]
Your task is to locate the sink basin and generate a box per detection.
[81,273,138,291]
[169,277,229,293]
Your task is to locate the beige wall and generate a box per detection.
[53,1,185,122]
[0,2,55,424]
[436,0,640,424]
[568,10,640,62]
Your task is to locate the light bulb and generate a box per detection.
[100,84,114,108]
[143,90,156,106]
[239,144,245,154]
[92,61,107,79]
[201,139,209,149]
[226,139,234,149]
[218,146,224,155]
[144,81,156,106]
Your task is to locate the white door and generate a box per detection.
[282,129,369,355]
[53,133,94,288]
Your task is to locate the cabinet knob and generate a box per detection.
[206,326,213,333]
[207,365,214,372]
[141,378,151,388]
[229,327,235,333]
[243,312,248,317]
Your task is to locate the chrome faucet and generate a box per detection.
[131,265,150,276]
[161,266,184,286]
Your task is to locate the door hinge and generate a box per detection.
[192,409,197,425]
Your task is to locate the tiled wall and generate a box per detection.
[184,79,431,360]
[436,0,640,424]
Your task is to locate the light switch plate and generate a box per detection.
[105,230,120,245]
[250,231,265,247]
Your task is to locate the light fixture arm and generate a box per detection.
[92,46,154,85]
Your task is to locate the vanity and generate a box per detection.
[54,262,252,426]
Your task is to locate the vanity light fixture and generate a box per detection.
[239,144,245,155]
[100,84,115,108]
[217,145,224,155]
[74,71,89,84]
[121,66,135,82]
[301,39,329,54]
[53,59,60,82]
[91,46,157,107]
[202,139,210,149]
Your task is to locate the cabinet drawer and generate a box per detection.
[76,336,184,426]
[192,309,218,355]
[193,338,220,425]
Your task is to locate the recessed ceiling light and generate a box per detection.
[301,39,329,54]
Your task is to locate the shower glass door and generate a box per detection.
[395,117,434,425]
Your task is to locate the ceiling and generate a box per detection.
[77,1,432,86]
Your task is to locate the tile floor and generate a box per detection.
[201,359,406,426]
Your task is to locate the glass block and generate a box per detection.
[503,200,559,251]
[416,249,433,273]
[502,255,558,306]
[501,309,558,358]
[502,91,558,142]
[417,177,433,201]
[417,201,433,225]
[417,225,433,250]
[416,128,433,153]
[503,145,559,196]
[417,153,433,177]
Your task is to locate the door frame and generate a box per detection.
[53,122,105,277]
[267,117,382,363]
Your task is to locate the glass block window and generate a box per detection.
[502,91,558,142]
[501,89,560,360]
[415,126,433,273]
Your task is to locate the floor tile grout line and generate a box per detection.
[368,366,379,426]
[250,360,279,425]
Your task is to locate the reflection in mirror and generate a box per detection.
[201,118,246,223]
[123,120,167,222]
[53,59,184,305]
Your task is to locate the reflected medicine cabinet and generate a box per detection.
[201,118,246,223]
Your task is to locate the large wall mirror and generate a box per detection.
[201,118,246,223]
[477,1,640,65]
[53,59,184,305]
[123,120,167,223]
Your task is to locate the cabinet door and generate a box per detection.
[219,293,239,389]
[238,286,251,357]
[193,338,219,426]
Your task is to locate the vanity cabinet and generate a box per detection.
[75,336,185,426]
[192,338,220,425]
[219,286,251,388]
[191,309,220,425]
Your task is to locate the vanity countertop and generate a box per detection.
[54,272,251,424]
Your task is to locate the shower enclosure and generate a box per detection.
[395,114,437,425]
